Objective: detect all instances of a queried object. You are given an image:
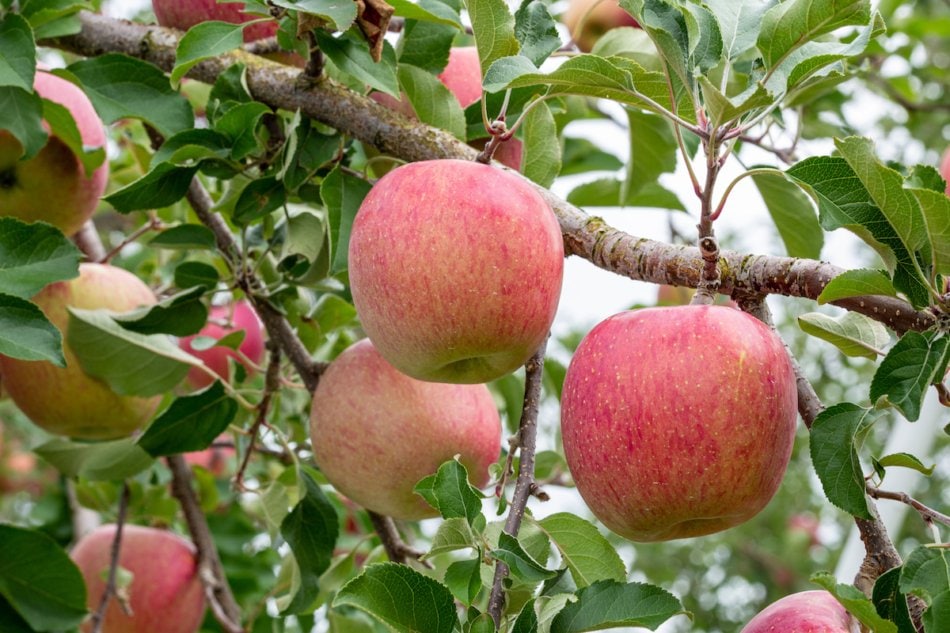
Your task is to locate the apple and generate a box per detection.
[560,305,798,542]
[178,300,266,389]
[740,591,857,633]
[71,524,206,633]
[152,0,278,42]
[0,263,161,440]
[940,146,950,196]
[309,339,502,519]
[348,159,563,384]
[563,0,641,52]
[0,69,108,237]
[183,434,235,476]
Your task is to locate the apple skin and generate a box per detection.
[563,0,641,52]
[0,69,108,237]
[348,159,563,384]
[309,339,502,519]
[178,300,266,389]
[71,524,206,633]
[152,0,277,42]
[740,591,857,633]
[560,305,798,542]
[183,434,235,476]
[0,264,161,440]
[940,147,950,196]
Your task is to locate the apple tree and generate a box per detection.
[0,0,948,631]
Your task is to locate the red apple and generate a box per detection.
[0,263,161,440]
[183,434,235,476]
[561,305,797,542]
[740,591,856,633]
[348,159,563,383]
[178,300,266,389]
[0,69,108,236]
[152,0,277,42]
[309,339,502,519]
[563,0,641,52]
[940,147,950,196]
[71,524,206,633]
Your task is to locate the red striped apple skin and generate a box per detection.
[348,159,563,384]
[152,0,277,42]
[740,591,856,633]
[561,305,798,542]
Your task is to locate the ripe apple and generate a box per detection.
[740,591,856,633]
[71,524,206,633]
[309,339,502,519]
[563,0,641,52]
[178,300,266,389]
[152,0,277,42]
[0,263,161,440]
[940,146,950,196]
[560,305,798,542]
[0,69,108,237]
[348,159,563,383]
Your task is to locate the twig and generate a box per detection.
[102,214,163,263]
[88,482,131,633]
[168,454,245,633]
[235,343,282,490]
[73,219,106,262]
[366,511,427,564]
[487,339,548,627]
[692,129,722,305]
[867,485,950,528]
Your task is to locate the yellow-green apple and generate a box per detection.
[71,524,206,633]
[0,263,160,440]
[740,591,856,633]
[348,159,563,383]
[178,300,265,389]
[0,69,108,236]
[309,339,502,519]
[940,146,950,196]
[560,305,797,542]
[563,0,640,52]
[152,0,277,41]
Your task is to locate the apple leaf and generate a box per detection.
[387,0,462,27]
[414,459,484,525]
[39,97,106,175]
[105,162,200,213]
[270,0,358,32]
[869,331,949,422]
[115,287,208,337]
[567,178,686,211]
[678,2,723,73]
[513,599,540,633]
[233,176,288,224]
[624,109,678,204]
[818,269,898,304]
[874,452,935,478]
[899,546,950,632]
[335,563,459,633]
[171,20,247,85]
[705,0,770,61]
[314,29,399,98]
[0,293,65,366]
[560,137,624,176]
[0,218,80,299]
[549,580,687,632]
[395,3,457,75]
[280,468,339,614]
[67,307,198,396]
[0,525,87,632]
[397,64,466,140]
[810,573,898,633]
[443,557,482,606]
[750,169,823,260]
[491,532,557,584]
[322,164,372,275]
[174,261,220,290]
[0,14,36,92]
[872,567,916,633]
[277,117,340,192]
[911,185,950,277]
[522,100,560,188]
[809,402,875,519]
[17,0,93,39]
[468,0,520,80]
[63,54,194,137]
[0,597,33,633]
[137,382,238,457]
[798,311,890,359]
[534,513,626,589]
[514,0,561,67]
[0,85,46,160]
[619,0,692,94]
[425,518,478,559]
[35,437,154,481]
[149,224,217,251]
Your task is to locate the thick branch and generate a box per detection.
[366,511,426,563]
[48,13,934,335]
[73,220,106,262]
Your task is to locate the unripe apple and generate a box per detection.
[740,591,857,633]
[0,264,161,440]
[563,0,641,52]
[561,305,797,542]
[178,300,266,389]
[0,69,108,236]
[71,524,206,633]
[309,339,502,519]
[940,146,950,196]
[348,159,563,383]
[152,0,277,42]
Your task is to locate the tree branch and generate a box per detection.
[867,484,950,528]
[366,511,427,564]
[89,482,131,633]
[235,342,282,490]
[73,219,106,262]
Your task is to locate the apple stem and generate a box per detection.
[235,343,282,491]
[72,220,107,262]
[88,482,131,633]
[487,337,549,627]
[366,511,428,565]
[304,32,323,79]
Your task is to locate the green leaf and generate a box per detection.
[150,128,232,167]
[522,100,559,187]
[869,331,948,422]
[698,78,773,129]
[174,261,220,290]
[281,468,339,614]
[0,525,87,631]
[39,96,106,175]
[817,269,898,304]
[414,459,484,525]
[105,163,199,213]
[0,85,46,160]
[64,54,194,136]
[172,21,247,84]
[567,178,685,211]
[468,0,520,78]
[315,29,399,98]
[270,0,359,32]
[810,573,897,633]
[490,532,556,583]
[750,169,823,259]
[115,287,208,337]
[875,452,935,477]
[67,307,198,397]
[809,402,875,519]
[0,14,36,92]
[425,517,478,558]
[513,599,539,633]
[899,546,950,632]
[0,293,64,366]
[0,218,80,299]
[322,164,372,275]
[233,176,288,224]
[560,137,623,176]
[758,0,871,73]
[550,580,686,632]
[388,0,463,27]
[624,109,677,202]
[679,1,722,73]
[619,0,692,94]
[335,563,459,633]
[214,101,271,160]
[137,382,238,457]
[705,0,770,61]
[397,64,466,140]
[396,7,456,75]
[911,185,950,277]
[35,437,154,481]
[443,557,482,606]
[0,597,33,633]
[797,311,890,359]
[149,224,217,251]
[535,513,626,589]
[18,0,93,39]
[514,0,561,67]
[872,567,916,633]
